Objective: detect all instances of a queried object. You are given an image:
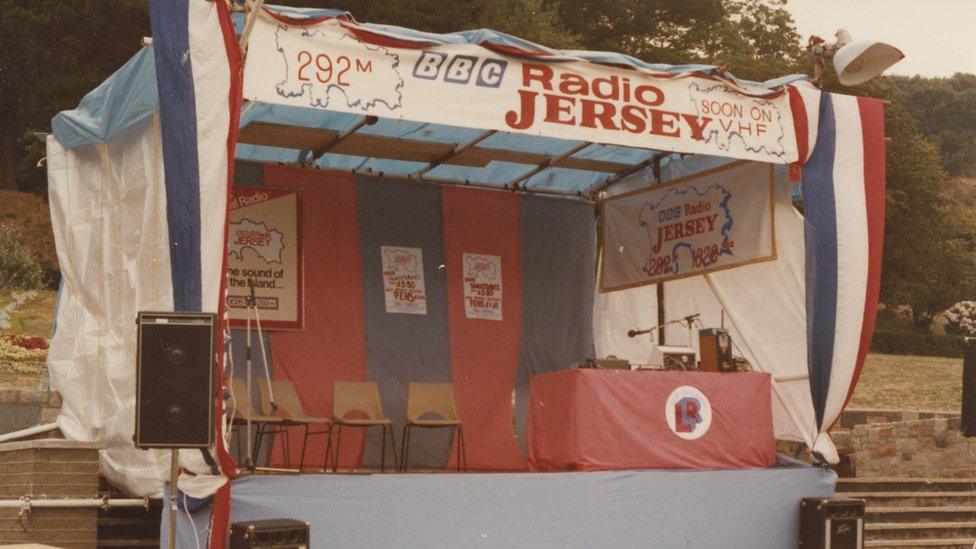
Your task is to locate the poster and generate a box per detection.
[462,253,503,321]
[226,187,303,329]
[243,15,802,164]
[381,246,427,315]
[600,161,775,291]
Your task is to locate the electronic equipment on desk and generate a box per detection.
[577,357,632,370]
[649,345,697,371]
[699,328,736,373]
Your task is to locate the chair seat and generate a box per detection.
[409,418,462,427]
[286,416,331,425]
[334,417,392,426]
[232,414,286,424]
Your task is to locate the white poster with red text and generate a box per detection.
[226,186,303,329]
[242,14,801,164]
[600,161,775,291]
[462,253,502,321]
[381,246,427,315]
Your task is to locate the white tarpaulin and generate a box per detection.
[243,14,803,164]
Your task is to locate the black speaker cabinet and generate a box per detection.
[230,519,310,548]
[799,498,864,549]
[135,311,216,449]
[964,339,976,437]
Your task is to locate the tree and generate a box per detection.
[292,0,579,48]
[547,0,803,81]
[0,0,149,193]
[891,74,976,178]
[876,104,974,326]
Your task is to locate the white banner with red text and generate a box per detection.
[600,161,775,291]
[242,15,801,164]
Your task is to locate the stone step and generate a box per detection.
[864,538,976,548]
[867,506,976,523]
[838,478,976,493]
[865,521,976,541]
[845,491,976,508]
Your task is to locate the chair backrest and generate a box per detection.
[229,378,257,418]
[406,382,459,423]
[258,380,305,418]
[333,381,386,421]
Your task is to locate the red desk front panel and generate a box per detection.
[527,369,776,471]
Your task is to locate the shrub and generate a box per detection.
[0,224,43,289]
[943,301,976,336]
[870,330,965,358]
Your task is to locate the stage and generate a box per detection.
[166,458,834,548]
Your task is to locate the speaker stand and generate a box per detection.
[168,449,179,549]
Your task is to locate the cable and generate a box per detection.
[181,486,202,549]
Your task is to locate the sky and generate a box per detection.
[786,0,976,78]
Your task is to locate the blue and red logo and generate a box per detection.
[665,386,712,440]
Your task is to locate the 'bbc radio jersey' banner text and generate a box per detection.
[243,16,801,164]
[226,187,303,329]
[600,161,775,291]
[382,246,428,314]
[463,253,502,321]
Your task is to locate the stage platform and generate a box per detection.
[166,459,835,548]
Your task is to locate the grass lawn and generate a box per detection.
[850,353,962,412]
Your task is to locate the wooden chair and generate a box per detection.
[330,381,397,473]
[400,382,467,472]
[228,378,287,469]
[257,380,331,472]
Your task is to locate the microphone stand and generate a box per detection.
[627,314,701,369]
[242,278,277,471]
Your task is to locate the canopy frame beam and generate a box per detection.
[411,130,497,178]
[506,142,591,192]
[305,115,378,165]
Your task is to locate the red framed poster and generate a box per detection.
[225,186,304,330]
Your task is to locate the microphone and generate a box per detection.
[628,328,650,338]
[248,278,257,305]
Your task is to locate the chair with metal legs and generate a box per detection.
[330,381,397,473]
[400,382,467,473]
[228,379,288,469]
[257,380,331,472]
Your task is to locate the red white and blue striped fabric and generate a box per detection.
[147,0,241,545]
[801,92,886,457]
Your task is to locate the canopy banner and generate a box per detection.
[226,186,304,329]
[600,161,775,291]
[242,16,801,164]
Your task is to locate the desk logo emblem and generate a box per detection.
[665,385,712,440]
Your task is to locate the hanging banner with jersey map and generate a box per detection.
[226,186,304,329]
[599,161,775,292]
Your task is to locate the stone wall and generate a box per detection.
[0,389,60,434]
[0,439,101,548]
[849,416,976,478]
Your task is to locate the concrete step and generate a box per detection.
[865,521,976,541]
[838,478,976,493]
[867,506,976,523]
[865,538,976,548]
